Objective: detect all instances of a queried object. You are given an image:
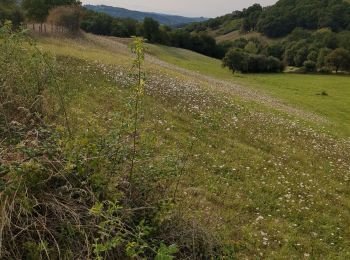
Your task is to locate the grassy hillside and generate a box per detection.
[3,31,350,258]
[47,35,350,255]
[147,43,350,137]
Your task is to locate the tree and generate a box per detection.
[312,28,338,49]
[307,50,318,63]
[222,49,249,73]
[267,56,284,72]
[22,0,79,24]
[247,54,268,72]
[142,17,160,43]
[267,42,284,59]
[244,41,258,54]
[241,4,262,32]
[81,11,113,35]
[0,0,23,27]
[303,60,316,72]
[294,47,308,67]
[47,5,82,33]
[317,48,332,69]
[325,48,350,73]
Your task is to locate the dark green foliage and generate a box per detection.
[223,48,284,73]
[257,0,350,37]
[303,60,317,72]
[223,48,249,73]
[337,30,350,51]
[312,28,337,49]
[307,51,318,62]
[240,4,263,32]
[294,47,308,67]
[325,48,350,72]
[317,48,332,68]
[22,0,80,23]
[143,17,160,43]
[0,0,23,26]
[80,10,113,35]
[267,42,285,59]
[266,56,285,72]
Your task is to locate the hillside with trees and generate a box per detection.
[3,0,349,74]
[84,4,207,27]
[184,0,350,73]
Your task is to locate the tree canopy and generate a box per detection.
[22,0,80,23]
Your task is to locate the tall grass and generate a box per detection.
[0,25,222,259]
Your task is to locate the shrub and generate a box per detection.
[267,56,285,72]
[247,54,268,72]
[222,48,249,73]
[318,66,332,74]
[303,60,317,72]
[325,48,350,73]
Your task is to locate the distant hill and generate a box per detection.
[185,0,350,40]
[84,5,208,27]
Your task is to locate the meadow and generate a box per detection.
[147,43,350,137]
[33,34,350,258]
[2,30,350,258]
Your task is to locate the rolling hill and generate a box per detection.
[84,4,208,26]
[4,31,349,258]
[184,0,350,42]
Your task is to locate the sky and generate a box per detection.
[81,0,278,18]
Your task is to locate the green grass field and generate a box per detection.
[147,43,350,137]
[34,34,350,258]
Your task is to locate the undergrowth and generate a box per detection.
[0,23,227,259]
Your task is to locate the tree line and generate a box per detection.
[222,28,350,73]
[185,0,350,38]
[81,10,223,58]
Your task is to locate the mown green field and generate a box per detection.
[147,43,350,137]
[35,34,350,258]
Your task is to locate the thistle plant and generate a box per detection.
[129,37,146,180]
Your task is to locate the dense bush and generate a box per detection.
[222,48,249,73]
[223,48,284,73]
[325,48,350,73]
[303,60,317,72]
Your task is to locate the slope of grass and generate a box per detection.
[147,43,350,137]
[27,34,350,258]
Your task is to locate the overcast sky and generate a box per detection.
[81,0,278,17]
